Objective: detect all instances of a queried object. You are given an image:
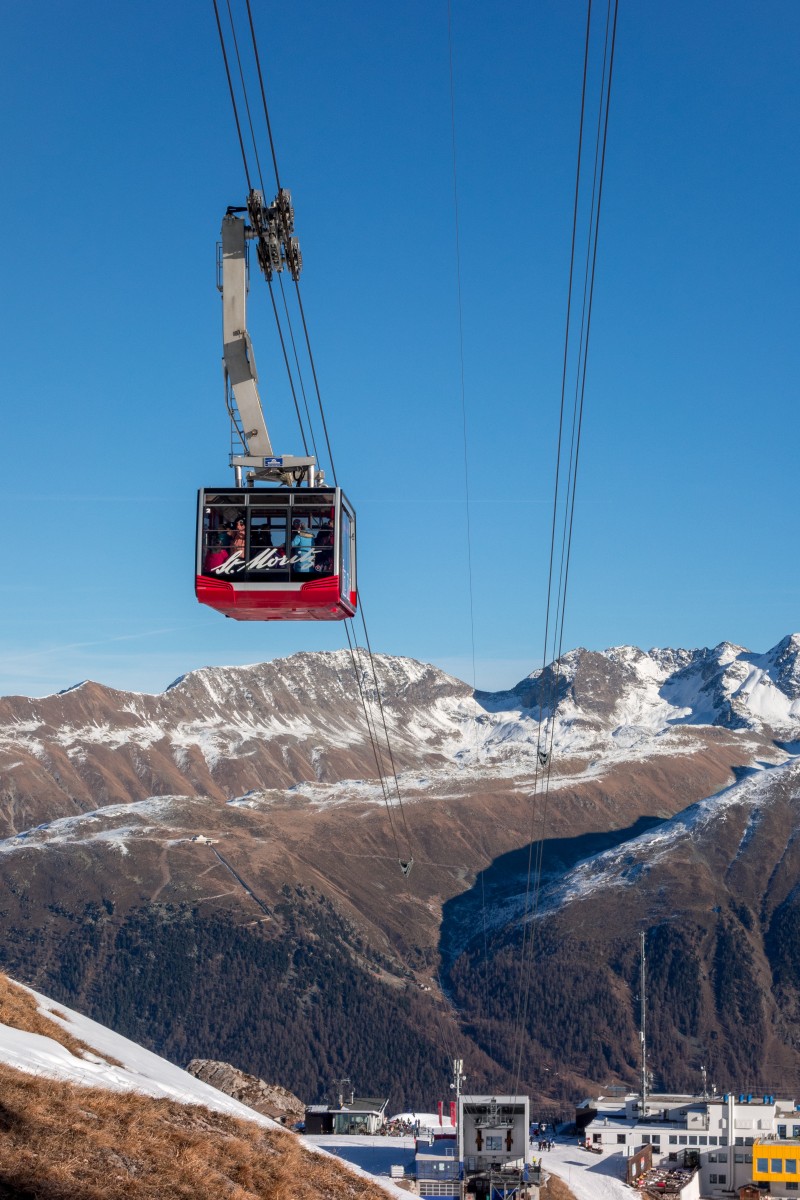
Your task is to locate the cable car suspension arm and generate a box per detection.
[220,191,314,487]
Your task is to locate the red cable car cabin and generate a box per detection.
[195,486,357,621]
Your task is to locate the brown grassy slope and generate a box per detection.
[540,1171,580,1200]
[0,975,122,1065]
[0,1063,395,1200]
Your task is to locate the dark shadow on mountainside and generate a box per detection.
[438,815,666,971]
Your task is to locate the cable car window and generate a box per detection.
[290,507,335,581]
[205,493,245,508]
[248,509,289,577]
[292,491,336,509]
[202,505,239,576]
[341,506,353,599]
[249,491,286,507]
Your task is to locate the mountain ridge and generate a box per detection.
[0,635,797,1106]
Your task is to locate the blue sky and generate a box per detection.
[1,1,797,697]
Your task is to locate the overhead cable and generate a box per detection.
[511,0,619,1096]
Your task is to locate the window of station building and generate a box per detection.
[720,1137,729,1145]
[617,1135,627,1144]
[690,1136,698,1145]
[593,1135,602,1144]
[718,1152,728,1163]
[709,1137,718,1146]
[669,1137,678,1145]
[735,1152,746,1163]
[717,1175,726,1186]
[710,1175,719,1185]
[652,1135,661,1144]
[679,1136,688,1145]
[643,1136,651,1144]
[736,1137,745,1146]
[709,1153,718,1163]
[786,1183,798,1191]
[746,1138,755,1146]
[794,1127,800,1140]
[669,1154,678,1163]
[778,1127,787,1139]
[699,1137,708,1146]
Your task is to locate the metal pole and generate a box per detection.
[640,931,647,1111]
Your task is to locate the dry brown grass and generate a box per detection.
[541,1169,580,1200]
[0,1061,396,1200]
[0,974,122,1066]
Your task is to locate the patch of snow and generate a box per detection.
[536,755,800,914]
[0,797,179,855]
[543,1142,630,1200]
[0,983,408,1198]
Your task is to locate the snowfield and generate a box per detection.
[542,1142,630,1200]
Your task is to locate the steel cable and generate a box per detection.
[212,0,252,191]
[509,0,597,1091]
[225,0,266,193]
[511,0,619,1097]
[447,0,495,1074]
[277,274,320,464]
[215,0,484,1090]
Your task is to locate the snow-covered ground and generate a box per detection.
[0,981,408,1197]
[541,1141,630,1200]
[301,1131,632,1200]
[304,1134,418,1175]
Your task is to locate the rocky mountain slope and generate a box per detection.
[447,748,800,1100]
[186,1059,305,1121]
[0,636,797,1107]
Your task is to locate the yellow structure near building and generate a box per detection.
[752,1140,800,1193]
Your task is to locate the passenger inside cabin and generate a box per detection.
[313,529,334,576]
[229,515,247,560]
[291,519,315,573]
[203,538,230,573]
[202,510,233,574]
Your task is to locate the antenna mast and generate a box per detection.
[640,931,648,1110]
[451,1058,466,1161]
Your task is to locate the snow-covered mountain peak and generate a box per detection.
[0,640,797,842]
[164,648,463,705]
[502,638,800,741]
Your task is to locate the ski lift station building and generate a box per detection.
[304,1097,389,1136]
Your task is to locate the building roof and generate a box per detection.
[347,1097,388,1113]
